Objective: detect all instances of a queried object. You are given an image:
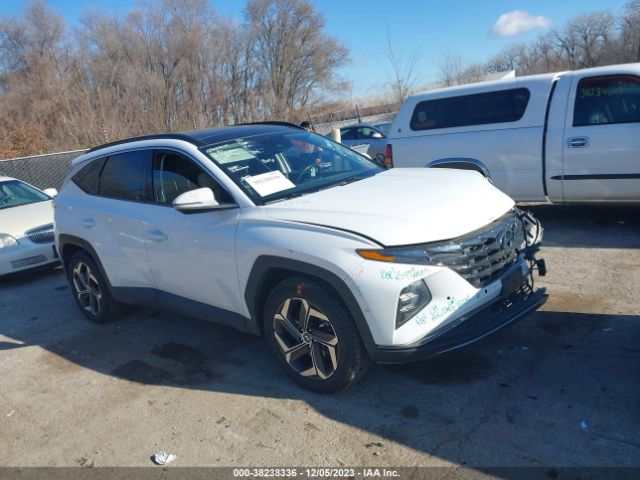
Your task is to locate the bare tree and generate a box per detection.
[436,51,487,86]
[384,29,419,103]
[245,0,348,119]
[436,51,464,87]
[547,12,614,69]
[622,1,640,62]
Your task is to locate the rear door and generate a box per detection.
[561,73,640,201]
[85,149,155,288]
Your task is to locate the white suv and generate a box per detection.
[55,122,547,392]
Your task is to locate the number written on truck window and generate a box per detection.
[574,75,640,126]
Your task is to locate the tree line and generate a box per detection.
[438,2,640,87]
[0,0,347,157]
[1,1,638,157]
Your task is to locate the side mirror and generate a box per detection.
[172,188,236,212]
[373,153,387,168]
[371,132,384,139]
[43,188,58,198]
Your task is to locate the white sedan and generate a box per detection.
[0,176,59,276]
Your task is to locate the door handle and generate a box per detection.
[567,136,590,148]
[81,217,96,228]
[145,229,168,242]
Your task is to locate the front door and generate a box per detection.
[561,73,640,201]
[142,149,243,318]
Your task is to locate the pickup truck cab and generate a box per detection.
[387,63,640,203]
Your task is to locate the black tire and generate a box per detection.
[66,250,125,323]
[263,276,370,393]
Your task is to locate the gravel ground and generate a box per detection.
[0,205,638,469]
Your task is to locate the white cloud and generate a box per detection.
[491,10,551,37]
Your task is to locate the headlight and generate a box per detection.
[396,280,431,328]
[357,242,461,265]
[0,234,19,249]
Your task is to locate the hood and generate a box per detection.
[0,200,54,237]
[265,168,514,246]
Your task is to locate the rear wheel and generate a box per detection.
[67,251,125,323]
[263,276,369,393]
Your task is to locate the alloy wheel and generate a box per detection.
[72,262,103,316]
[272,297,339,380]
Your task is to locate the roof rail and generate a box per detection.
[86,133,199,154]
[235,121,305,130]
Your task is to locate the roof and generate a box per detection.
[408,72,560,101]
[407,63,640,102]
[338,122,387,129]
[87,122,304,154]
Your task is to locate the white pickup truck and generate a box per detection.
[387,64,640,203]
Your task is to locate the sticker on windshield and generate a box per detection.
[244,171,295,197]
[207,144,256,164]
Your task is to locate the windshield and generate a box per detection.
[0,180,50,210]
[201,130,383,204]
[375,123,391,135]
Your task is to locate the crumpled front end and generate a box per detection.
[346,208,547,362]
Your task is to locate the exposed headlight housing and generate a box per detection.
[396,280,431,328]
[0,234,19,249]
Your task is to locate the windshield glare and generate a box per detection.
[0,180,50,210]
[202,130,383,204]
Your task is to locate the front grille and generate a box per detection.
[12,255,48,269]
[424,213,525,288]
[25,223,54,244]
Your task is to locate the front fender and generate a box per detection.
[243,255,379,358]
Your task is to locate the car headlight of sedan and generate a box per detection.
[0,234,19,249]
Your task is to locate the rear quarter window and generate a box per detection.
[72,157,106,194]
[410,88,530,131]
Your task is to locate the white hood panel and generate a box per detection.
[266,169,514,245]
[0,201,54,237]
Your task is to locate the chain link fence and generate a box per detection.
[0,150,87,190]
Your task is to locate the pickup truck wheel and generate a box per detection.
[67,251,125,324]
[263,276,370,393]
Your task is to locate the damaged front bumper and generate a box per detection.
[370,278,548,364]
[371,208,548,363]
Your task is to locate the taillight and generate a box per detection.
[385,144,393,168]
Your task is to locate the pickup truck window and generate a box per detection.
[574,75,640,127]
[410,88,530,131]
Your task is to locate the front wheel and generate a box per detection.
[263,276,369,393]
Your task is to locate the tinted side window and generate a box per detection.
[72,157,105,194]
[99,150,149,201]
[574,75,640,126]
[340,128,355,140]
[410,88,530,131]
[152,151,233,205]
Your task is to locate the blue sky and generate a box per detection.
[1,0,631,97]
